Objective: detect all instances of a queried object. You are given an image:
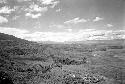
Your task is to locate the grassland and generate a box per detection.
[0,35,125,84]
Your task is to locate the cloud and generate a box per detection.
[25,4,48,12]
[0,27,125,42]
[41,0,54,5]
[107,24,113,27]
[0,0,7,3]
[17,0,31,2]
[50,1,59,8]
[17,0,59,8]
[49,24,68,29]
[76,29,125,40]
[25,13,41,18]
[39,0,60,8]
[0,27,29,39]
[12,15,20,20]
[56,8,61,12]
[93,17,103,22]
[64,17,87,24]
[23,29,125,42]
[23,32,74,42]
[0,6,15,14]
[42,0,59,5]
[0,16,8,23]
[66,29,72,32]
[24,4,48,18]
[0,0,58,20]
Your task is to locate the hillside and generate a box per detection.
[0,33,29,42]
[0,33,125,84]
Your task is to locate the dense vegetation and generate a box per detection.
[0,33,125,84]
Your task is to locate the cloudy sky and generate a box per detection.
[0,0,125,42]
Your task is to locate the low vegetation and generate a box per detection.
[0,33,125,84]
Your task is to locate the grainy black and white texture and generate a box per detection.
[0,0,125,84]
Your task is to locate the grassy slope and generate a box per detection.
[0,33,125,84]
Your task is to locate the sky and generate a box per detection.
[0,0,125,42]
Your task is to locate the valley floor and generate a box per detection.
[0,40,125,84]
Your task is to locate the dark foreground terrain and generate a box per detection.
[0,33,125,84]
